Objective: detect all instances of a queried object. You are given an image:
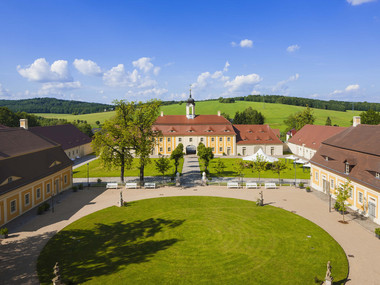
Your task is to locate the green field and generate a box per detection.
[34,100,360,132]
[200,158,310,180]
[37,196,348,285]
[73,158,183,178]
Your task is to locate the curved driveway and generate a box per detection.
[1,186,380,284]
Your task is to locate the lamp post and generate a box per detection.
[87,162,90,187]
[294,160,297,187]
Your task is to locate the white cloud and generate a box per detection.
[132,57,160,75]
[287,44,300,53]
[17,58,72,82]
[0,83,11,98]
[272,73,300,94]
[225,73,262,92]
[136,87,168,96]
[73,59,102,76]
[240,39,253,48]
[345,84,360,92]
[223,61,230,72]
[103,64,130,87]
[347,0,376,5]
[231,41,237,47]
[38,81,81,96]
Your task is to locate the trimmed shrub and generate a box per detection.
[97,178,102,184]
[37,206,44,215]
[72,186,78,192]
[78,183,84,190]
[0,227,9,236]
[375,228,380,236]
[43,202,50,211]
[299,182,304,188]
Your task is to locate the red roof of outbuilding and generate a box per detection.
[234,125,283,145]
[288,124,347,151]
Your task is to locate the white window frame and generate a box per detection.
[46,183,50,194]
[219,137,223,142]
[10,200,16,214]
[358,191,363,204]
[212,147,215,152]
[36,188,41,199]
[211,138,215,142]
[178,138,182,142]
[159,147,163,152]
[159,138,163,142]
[219,147,223,152]
[168,147,171,152]
[330,179,334,189]
[227,137,231,142]
[376,172,380,179]
[168,137,171,142]
[25,193,30,206]
[189,138,193,142]
[315,171,319,181]
[345,163,350,174]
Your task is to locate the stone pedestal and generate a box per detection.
[176,172,180,187]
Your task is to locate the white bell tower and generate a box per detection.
[186,86,195,119]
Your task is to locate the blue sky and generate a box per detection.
[0,0,379,104]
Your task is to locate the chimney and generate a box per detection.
[218,110,221,116]
[161,111,164,117]
[353,116,361,127]
[20,119,28,130]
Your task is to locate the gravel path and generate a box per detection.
[1,185,380,284]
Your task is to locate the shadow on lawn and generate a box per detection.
[37,218,184,284]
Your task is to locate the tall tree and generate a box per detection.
[170,143,184,174]
[198,144,214,172]
[233,107,265,124]
[284,106,316,132]
[325,116,332,126]
[0,107,19,127]
[271,160,288,184]
[335,180,352,223]
[233,160,246,182]
[215,158,226,176]
[360,109,380,125]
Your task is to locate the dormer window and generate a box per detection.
[325,156,329,161]
[376,172,380,179]
[345,163,350,174]
[8,177,12,183]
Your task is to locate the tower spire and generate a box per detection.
[189,84,192,98]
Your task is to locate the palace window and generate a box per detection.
[211,138,215,142]
[159,138,163,142]
[168,138,171,142]
[64,175,67,184]
[159,147,163,152]
[219,147,223,152]
[227,137,231,142]
[10,200,16,214]
[168,147,171,152]
[46,183,50,193]
[219,137,223,142]
[8,177,12,183]
[345,163,350,174]
[349,189,353,198]
[178,138,182,142]
[25,193,30,206]
[358,192,363,204]
[330,179,334,189]
[315,171,319,181]
[36,188,41,199]
[200,138,204,142]
[212,147,215,152]
[189,138,193,142]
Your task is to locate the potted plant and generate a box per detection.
[305,186,311,192]
[299,182,304,189]
[0,227,8,239]
[375,228,380,239]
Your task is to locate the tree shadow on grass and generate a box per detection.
[38,218,185,284]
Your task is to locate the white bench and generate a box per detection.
[106,182,118,189]
[227,182,240,189]
[246,182,258,189]
[144,182,156,189]
[265,183,277,189]
[125,183,138,189]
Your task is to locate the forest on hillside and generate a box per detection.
[0,98,112,114]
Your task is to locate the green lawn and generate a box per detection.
[37,196,348,285]
[200,158,310,180]
[73,158,183,178]
[34,100,360,131]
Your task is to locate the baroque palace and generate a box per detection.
[152,94,283,156]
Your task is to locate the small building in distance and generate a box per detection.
[287,124,347,160]
[0,127,73,227]
[153,94,283,156]
[310,117,380,224]
[28,122,93,160]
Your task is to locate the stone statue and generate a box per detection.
[202,172,207,186]
[176,172,180,187]
[324,261,333,285]
[119,191,123,207]
[260,191,264,206]
[52,262,62,285]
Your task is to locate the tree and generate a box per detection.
[335,180,352,223]
[249,155,268,184]
[214,158,226,176]
[95,120,101,126]
[271,160,289,184]
[325,116,332,126]
[284,106,315,132]
[170,143,184,174]
[198,144,214,172]
[233,160,246,182]
[154,155,171,181]
[0,107,19,127]
[233,107,265,124]
[360,109,380,125]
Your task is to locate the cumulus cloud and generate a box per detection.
[272,73,300,94]
[17,58,72,82]
[347,0,376,5]
[225,73,262,92]
[240,39,253,48]
[223,61,230,72]
[136,87,168,96]
[192,61,230,90]
[331,84,360,95]
[103,64,131,87]
[38,81,81,96]
[0,83,11,98]
[73,59,102,76]
[287,44,300,53]
[132,57,160,75]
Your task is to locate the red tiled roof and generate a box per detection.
[154,124,236,136]
[234,125,283,145]
[30,124,92,150]
[310,124,380,191]
[155,115,232,125]
[288,124,347,150]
